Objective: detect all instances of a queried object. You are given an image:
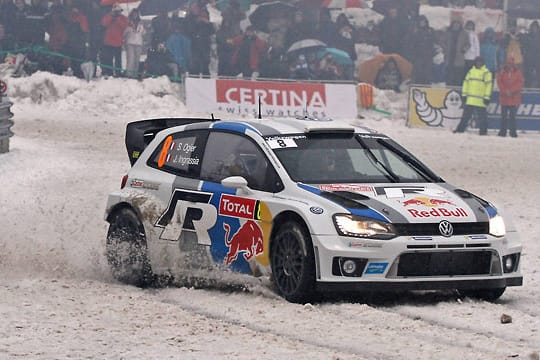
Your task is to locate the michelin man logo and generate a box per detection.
[412,89,463,127]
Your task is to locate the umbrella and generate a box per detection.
[320,0,367,8]
[287,39,327,54]
[138,0,188,16]
[215,0,251,11]
[317,47,353,66]
[100,0,139,5]
[358,53,412,85]
[248,1,297,32]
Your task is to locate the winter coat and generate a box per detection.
[45,6,67,51]
[102,13,128,47]
[480,30,500,73]
[497,63,523,106]
[504,33,523,66]
[464,30,480,61]
[166,32,192,70]
[230,35,267,71]
[65,9,89,47]
[444,24,470,67]
[462,64,492,108]
[124,21,145,46]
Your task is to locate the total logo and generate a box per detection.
[401,197,469,218]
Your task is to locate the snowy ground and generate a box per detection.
[0,73,539,359]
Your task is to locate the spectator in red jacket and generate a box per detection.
[497,58,524,137]
[101,3,128,76]
[229,26,266,78]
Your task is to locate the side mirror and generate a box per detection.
[221,176,252,194]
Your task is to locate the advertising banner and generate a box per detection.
[186,77,358,119]
[408,86,540,131]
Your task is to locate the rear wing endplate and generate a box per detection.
[125,117,215,166]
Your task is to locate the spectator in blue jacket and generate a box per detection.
[166,19,192,75]
[480,27,501,75]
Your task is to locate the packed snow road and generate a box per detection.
[0,75,538,359]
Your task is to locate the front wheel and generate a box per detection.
[270,221,316,303]
[106,207,154,287]
[458,287,506,302]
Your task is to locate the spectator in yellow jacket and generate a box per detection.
[454,56,493,135]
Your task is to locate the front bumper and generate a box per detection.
[317,277,523,292]
[312,232,523,290]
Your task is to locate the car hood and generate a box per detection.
[300,182,494,224]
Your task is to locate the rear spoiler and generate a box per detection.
[125,117,216,166]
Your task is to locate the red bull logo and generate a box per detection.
[401,197,467,218]
[402,197,455,207]
[223,220,264,265]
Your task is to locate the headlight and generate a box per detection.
[333,214,397,240]
[489,215,506,237]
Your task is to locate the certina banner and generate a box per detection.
[185,77,358,119]
[408,85,540,131]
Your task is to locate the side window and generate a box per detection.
[148,130,206,177]
[201,132,281,192]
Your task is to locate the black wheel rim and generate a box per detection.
[272,230,304,296]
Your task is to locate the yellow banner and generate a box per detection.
[407,86,463,129]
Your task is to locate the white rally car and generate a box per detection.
[104,117,522,303]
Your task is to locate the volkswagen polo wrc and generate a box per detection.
[104,117,522,303]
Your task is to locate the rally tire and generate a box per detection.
[458,287,506,302]
[270,221,316,303]
[106,208,154,287]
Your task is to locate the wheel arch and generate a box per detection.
[106,202,143,224]
[269,211,311,255]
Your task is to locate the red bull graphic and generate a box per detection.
[402,197,455,207]
[223,220,264,265]
[401,197,467,218]
[219,194,260,220]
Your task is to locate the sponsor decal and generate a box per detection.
[223,220,264,265]
[348,241,383,248]
[407,207,468,218]
[400,196,468,218]
[375,186,446,198]
[364,262,388,275]
[309,206,324,215]
[130,179,159,190]
[319,184,374,193]
[156,189,217,246]
[219,194,260,220]
[402,197,454,207]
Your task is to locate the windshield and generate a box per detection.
[268,133,442,184]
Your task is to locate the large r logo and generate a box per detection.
[156,189,217,245]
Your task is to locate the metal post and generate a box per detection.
[0,80,14,153]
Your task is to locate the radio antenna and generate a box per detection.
[211,113,215,120]
[258,96,262,119]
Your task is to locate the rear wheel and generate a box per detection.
[270,221,316,303]
[458,287,506,302]
[106,208,154,287]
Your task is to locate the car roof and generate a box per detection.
[184,117,382,137]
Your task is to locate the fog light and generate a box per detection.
[502,254,519,273]
[342,259,357,274]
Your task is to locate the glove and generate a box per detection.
[484,99,490,106]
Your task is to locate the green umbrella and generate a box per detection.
[317,47,353,66]
[215,0,252,11]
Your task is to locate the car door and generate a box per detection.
[199,130,282,274]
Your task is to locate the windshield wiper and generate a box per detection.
[357,137,400,183]
[377,139,443,182]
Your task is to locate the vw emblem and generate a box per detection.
[439,220,454,237]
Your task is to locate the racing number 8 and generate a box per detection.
[158,136,173,168]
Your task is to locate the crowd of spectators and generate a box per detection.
[0,0,538,90]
